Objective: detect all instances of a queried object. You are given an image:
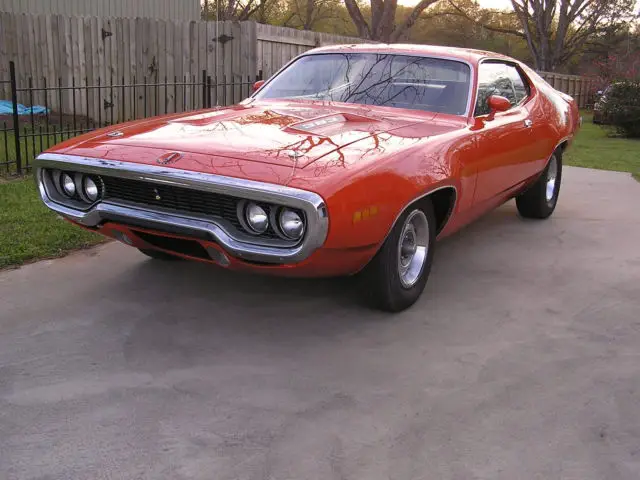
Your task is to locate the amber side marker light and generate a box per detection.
[353,206,379,223]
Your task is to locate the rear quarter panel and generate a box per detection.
[522,66,580,153]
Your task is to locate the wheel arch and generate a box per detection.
[354,184,457,277]
[389,185,458,240]
[557,139,569,153]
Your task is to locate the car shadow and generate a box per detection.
[92,202,525,343]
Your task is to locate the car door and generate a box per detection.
[472,61,537,205]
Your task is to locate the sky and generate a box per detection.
[477,0,513,8]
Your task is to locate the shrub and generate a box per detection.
[600,81,640,138]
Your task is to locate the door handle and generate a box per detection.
[524,119,533,128]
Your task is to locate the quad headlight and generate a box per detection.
[244,202,269,234]
[278,208,304,240]
[237,201,305,241]
[61,173,76,197]
[49,169,102,205]
[82,176,100,202]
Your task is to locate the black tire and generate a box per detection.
[361,199,436,312]
[138,248,183,261]
[516,151,562,219]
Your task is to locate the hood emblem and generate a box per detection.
[156,152,183,165]
[106,130,123,137]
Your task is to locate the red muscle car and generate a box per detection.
[34,44,580,311]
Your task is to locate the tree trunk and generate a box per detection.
[343,0,371,38]
[344,0,440,42]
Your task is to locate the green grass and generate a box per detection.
[565,112,640,179]
[0,178,105,269]
[1,128,61,175]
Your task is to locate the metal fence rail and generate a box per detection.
[0,61,262,175]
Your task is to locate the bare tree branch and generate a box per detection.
[343,0,443,42]
[448,1,526,38]
[343,0,371,38]
[449,0,635,71]
[391,0,439,41]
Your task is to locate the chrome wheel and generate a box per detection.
[545,155,558,202]
[397,210,430,288]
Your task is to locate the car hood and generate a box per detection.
[51,99,467,188]
[60,99,456,169]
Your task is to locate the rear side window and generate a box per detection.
[475,62,531,116]
[507,66,530,104]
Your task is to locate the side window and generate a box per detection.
[474,62,530,116]
[506,65,530,104]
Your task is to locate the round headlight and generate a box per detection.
[245,203,269,234]
[83,176,99,202]
[279,208,304,240]
[61,173,76,197]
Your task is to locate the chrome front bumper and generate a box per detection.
[34,153,329,264]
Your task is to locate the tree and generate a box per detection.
[449,0,637,72]
[406,0,531,61]
[343,0,442,42]
[281,0,343,30]
[203,0,278,21]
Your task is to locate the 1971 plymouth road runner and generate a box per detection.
[34,44,580,311]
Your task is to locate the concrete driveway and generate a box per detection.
[1,166,639,480]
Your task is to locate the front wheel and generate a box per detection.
[516,151,562,219]
[361,200,436,312]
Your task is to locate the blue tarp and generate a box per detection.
[0,100,49,115]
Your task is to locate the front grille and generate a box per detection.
[100,175,279,238]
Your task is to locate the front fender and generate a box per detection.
[288,149,460,250]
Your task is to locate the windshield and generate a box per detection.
[254,53,471,116]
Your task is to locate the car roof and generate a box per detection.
[304,43,518,65]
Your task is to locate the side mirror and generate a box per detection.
[487,95,511,113]
[253,80,265,93]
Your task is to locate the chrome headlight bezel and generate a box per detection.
[237,200,307,243]
[41,168,103,211]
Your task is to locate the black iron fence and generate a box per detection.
[0,61,262,176]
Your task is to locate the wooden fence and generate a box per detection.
[539,71,595,108]
[256,23,370,78]
[0,15,262,122]
[0,0,200,21]
[0,12,595,122]
[0,14,372,122]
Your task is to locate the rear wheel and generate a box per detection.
[138,248,183,261]
[516,151,562,219]
[362,200,436,312]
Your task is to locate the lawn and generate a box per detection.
[1,128,61,175]
[564,112,640,178]
[0,178,105,269]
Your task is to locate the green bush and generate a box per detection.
[601,81,640,138]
